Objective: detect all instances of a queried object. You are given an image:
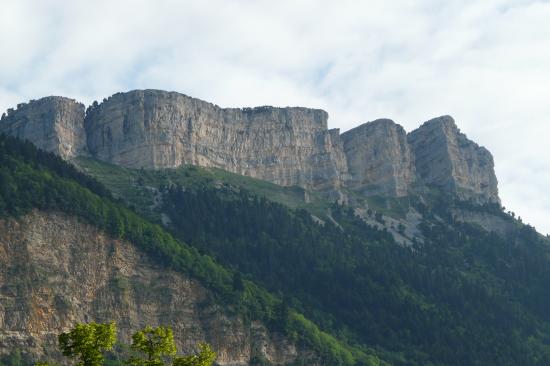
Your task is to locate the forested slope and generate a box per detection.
[160,186,550,365]
[77,156,550,366]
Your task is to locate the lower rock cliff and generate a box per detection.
[0,211,312,365]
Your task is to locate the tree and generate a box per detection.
[6,349,23,366]
[41,323,216,366]
[397,223,406,234]
[232,272,244,292]
[58,322,117,366]
[173,343,216,366]
[127,326,176,366]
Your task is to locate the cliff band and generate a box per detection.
[0,89,499,203]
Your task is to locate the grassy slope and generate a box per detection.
[74,157,417,222]
[73,157,332,219]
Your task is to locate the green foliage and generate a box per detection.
[1,350,25,366]
[158,183,550,365]
[172,343,216,366]
[127,326,176,366]
[73,157,330,219]
[58,322,117,366]
[47,323,215,366]
[8,350,22,366]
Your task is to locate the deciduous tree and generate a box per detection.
[173,343,216,366]
[58,322,117,366]
[127,326,176,366]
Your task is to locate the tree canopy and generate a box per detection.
[39,323,216,366]
[58,322,117,366]
[127,326,177,366]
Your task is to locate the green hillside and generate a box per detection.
[74,156,550,365]
[73,157,331,219]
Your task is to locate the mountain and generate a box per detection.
[1,90,549,366]
[0,134,377,366]
[1,90,498,204]
[0,210,301,365]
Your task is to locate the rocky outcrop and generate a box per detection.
[0,211,313,365]
[451,208,515,237]
[1,91,500,203]
[407,116,500,203]
[84,90,348,193]
[342,119,414,197]
[0,97,86,159]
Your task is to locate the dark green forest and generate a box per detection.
[1,133,550,365]
[160,184,550,365]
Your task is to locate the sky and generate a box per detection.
[1,0,549,234]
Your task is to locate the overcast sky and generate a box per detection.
[1,0,549,234]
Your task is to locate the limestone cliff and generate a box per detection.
[0,90,500,203]
[341,119,414,197]
[0,97,86,159]
[407,116,500,203]
[84,90,348,192]
[0,211,314,365]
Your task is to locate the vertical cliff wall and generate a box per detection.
[0,90,500,203]
[0,211,313,365]
[341,119,415,197]
[84,90,349,192]
[0,97,86,159]
[407,116,500,203]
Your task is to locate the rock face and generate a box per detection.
[1,90,500,203]
[84,90,348,192]
[0,97,86,159]
[342,119,414,197]
[0,211,314,365]
[407,116,500,204]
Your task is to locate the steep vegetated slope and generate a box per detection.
[75,157,550,366]
[0,135,385,366]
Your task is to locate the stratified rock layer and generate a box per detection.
[342,119,414,197]
[0,90,500,203]
[85,90,348,192]
[407,116,500,203]
[0,97,86,159]
[0,211,314,365]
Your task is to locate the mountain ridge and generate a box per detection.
[0,89,499,204]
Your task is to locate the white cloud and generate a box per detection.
[1,0,549,234]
